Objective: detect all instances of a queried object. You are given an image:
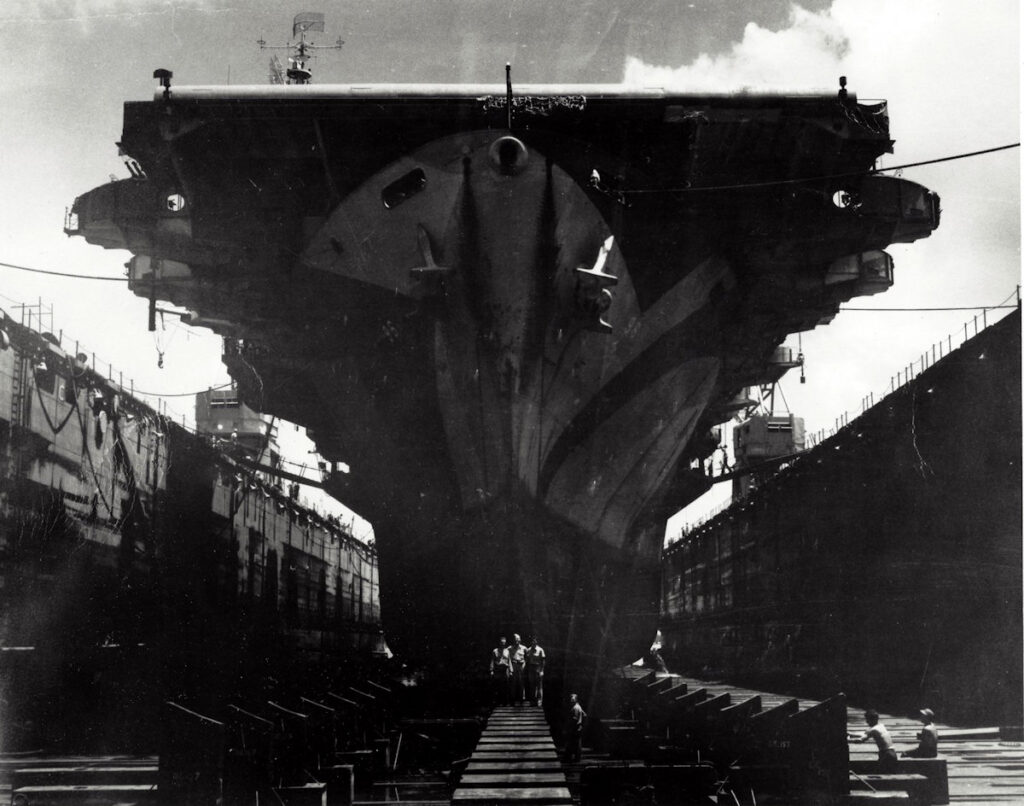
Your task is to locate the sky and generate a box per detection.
[0,0,1018,539]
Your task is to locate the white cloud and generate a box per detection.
[654,0,1019,531]
[623,5,849,93]
[0,1,220,30]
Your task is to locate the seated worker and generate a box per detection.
[903,708,939,758]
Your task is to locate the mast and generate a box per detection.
[257,12,343,85]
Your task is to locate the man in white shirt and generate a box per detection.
[489,636,511,705]
[525,637,546,706]
[903,708,939,758]
[508,633,526,705]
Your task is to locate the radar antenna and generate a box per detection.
[257,12,343,85]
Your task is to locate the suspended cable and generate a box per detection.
[0,260,130,281]
[621,142,1020,195]
[132,381,235,398]
[868,142,1020,175]
[0,260,205,285]
[840,304,1018,312]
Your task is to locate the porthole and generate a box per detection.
[831,190,853,208]
[382,169,426,209]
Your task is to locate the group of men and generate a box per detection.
[489,634,546,706]
[487,634,587,762]
[848,707,939,768]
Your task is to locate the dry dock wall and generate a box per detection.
[0,309,382,753]
[661,309,1021,726]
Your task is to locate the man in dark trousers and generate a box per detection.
[508,633,526,705]
[903,708,939,758]
[566,693,586,762]
[848,709,898,770]
[489,637,511,705]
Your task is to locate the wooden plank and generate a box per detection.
[459,774,567,787]
[849,773,928,786]
[487,724,549,729]
[479,737,553,744]
[482,725,550,730]
[691,691,730,717]
[12,767,159,787]
[452,786,571,803]
[646,676,683,695]
[12,766,158,773]
[477,740,555,746]
[12,784,157,793]
[484,723,549,728]
[490,709,544,715]
[476,747,557,753]
[937,727,1001,741]
[672,688,707,708]
[481,737,551,742]
[465,762,563,774]
[720,695,761,720]
[657,682,688,700]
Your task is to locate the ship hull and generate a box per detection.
[69,83,940,674]
[369,488,662,680]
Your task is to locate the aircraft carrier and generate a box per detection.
[65,32,939,686]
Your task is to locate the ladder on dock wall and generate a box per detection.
[3,300,54,490]
[4,341,28,487]
[454,706,570,806]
